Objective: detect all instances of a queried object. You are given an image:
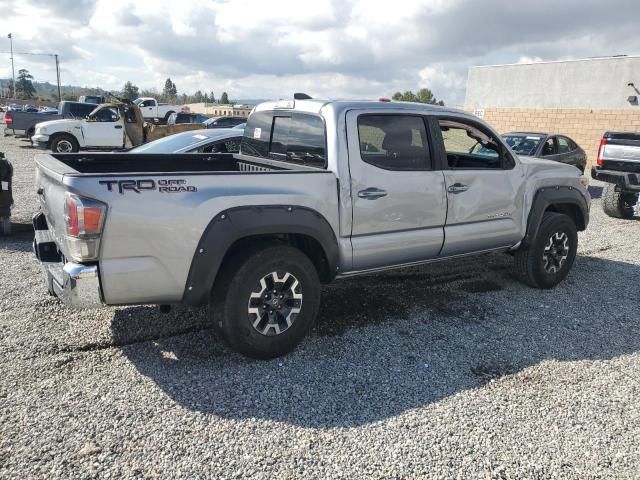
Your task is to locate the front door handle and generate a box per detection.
[115,125,123,129]
[358,187,387,200]
[447,183,469,193]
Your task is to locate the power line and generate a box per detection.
[0,48,61,100]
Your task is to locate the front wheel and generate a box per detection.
[211,245,321,359]
[50,134,79,153]
[602,183,638,219]
[514,212,578,289]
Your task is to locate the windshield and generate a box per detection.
[502,134,543,156]
[132,99,143,106]
[130,132,212,153]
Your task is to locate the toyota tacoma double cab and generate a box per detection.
[591,131,640,218]
[32,97,590,358]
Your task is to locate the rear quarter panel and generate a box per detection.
[64,171,340,305]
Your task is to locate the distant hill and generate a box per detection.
[1,78,110,101]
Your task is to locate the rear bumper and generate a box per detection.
[592,166,640,192]
[33,214,103,308]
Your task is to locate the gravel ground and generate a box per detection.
[1,132,639,479]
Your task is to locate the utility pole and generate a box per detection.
[7,33,15,99]
[54,54,61,101]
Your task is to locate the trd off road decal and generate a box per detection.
[99,179,197,194]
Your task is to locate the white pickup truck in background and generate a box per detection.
[133,97,183,123]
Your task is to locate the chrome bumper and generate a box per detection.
[44,262,103,308]
[33,215,103,308]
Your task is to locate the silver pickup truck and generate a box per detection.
[33,98,590,358]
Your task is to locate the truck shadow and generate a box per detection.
[116,254,640,428]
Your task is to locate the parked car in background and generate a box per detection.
[232,122,246,130]
[203,116,246,128]
[591,131,640,219]
[129,128,242,154]
[3,101,97,138]
[78,95,106,104]
[166,112,209,125]
[22,104,39,113]
[133,97,182,123]
[499,132,587,172]
[32,100,205,152]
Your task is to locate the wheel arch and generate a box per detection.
[523,187,589,247]
[181,205,340,306]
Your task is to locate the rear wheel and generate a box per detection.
[514,212,578,289]
[211,244,321,359]
[602,183,637,219]
[163,111,175,123]
[50,134,79,153]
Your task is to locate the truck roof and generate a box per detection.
[253,98,463,116]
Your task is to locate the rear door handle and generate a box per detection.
[115,125,123,129]
[358,187,387,200]
[447,183,469,193]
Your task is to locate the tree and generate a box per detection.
[209,91,215,103]
[121,81,139,101]
[391,88,444,106]
[15,69,36,99]
[163,78,173,97]
[220,92,229,104]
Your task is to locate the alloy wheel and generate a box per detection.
[247,271,303,336]
[542,231,569,274]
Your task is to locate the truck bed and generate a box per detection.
[38,152,314,175]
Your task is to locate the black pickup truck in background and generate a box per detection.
[592,131,640,219]
[3,102,97,139]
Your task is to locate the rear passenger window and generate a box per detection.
[241,111,326,168]
[357,115,430,170]
[557,137,571,154]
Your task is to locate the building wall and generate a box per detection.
[473,107,640,168]
[184,102,253,117]
[465,56,640,110]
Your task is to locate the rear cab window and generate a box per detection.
[241,111,326,169]
[357,115,431,170]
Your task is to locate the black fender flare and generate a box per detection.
[181,205,339,306]
[522,186,589,247]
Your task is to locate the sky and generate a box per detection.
[1,0,640,106]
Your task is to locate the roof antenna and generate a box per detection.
[294,92,312,100]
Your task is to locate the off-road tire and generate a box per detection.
[514,212,578,289]
[50,133,79,153]
[602,183,637,219]
[211,244,321,359]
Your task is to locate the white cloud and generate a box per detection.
[1,0,640,105]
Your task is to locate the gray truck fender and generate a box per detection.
[522,186,589,247]
[181,205,339,306]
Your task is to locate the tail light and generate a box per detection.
[596,137,607,167]
[4,112,12,125]
[63,193,107,261]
